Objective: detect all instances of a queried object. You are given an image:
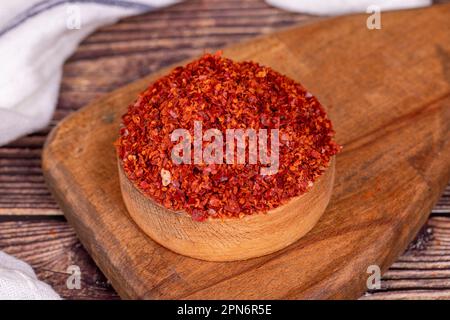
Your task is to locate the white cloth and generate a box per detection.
[0,252,60,299]
[266,0,431,15]
[0,0,432,300]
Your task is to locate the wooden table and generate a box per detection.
[1,0,449,300]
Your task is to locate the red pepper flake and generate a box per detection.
[115,53,340,221]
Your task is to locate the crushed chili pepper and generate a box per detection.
[116,52,340,221]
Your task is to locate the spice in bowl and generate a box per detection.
[116,52,340,221]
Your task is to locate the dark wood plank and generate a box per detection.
[362,217,450,299]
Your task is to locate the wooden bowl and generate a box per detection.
[118,158,335,261]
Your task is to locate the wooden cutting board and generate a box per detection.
[42,5,450,299]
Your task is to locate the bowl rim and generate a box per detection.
[117,156,335,223]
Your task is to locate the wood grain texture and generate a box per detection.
[41,5,450,299]
[0,0,449,300]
